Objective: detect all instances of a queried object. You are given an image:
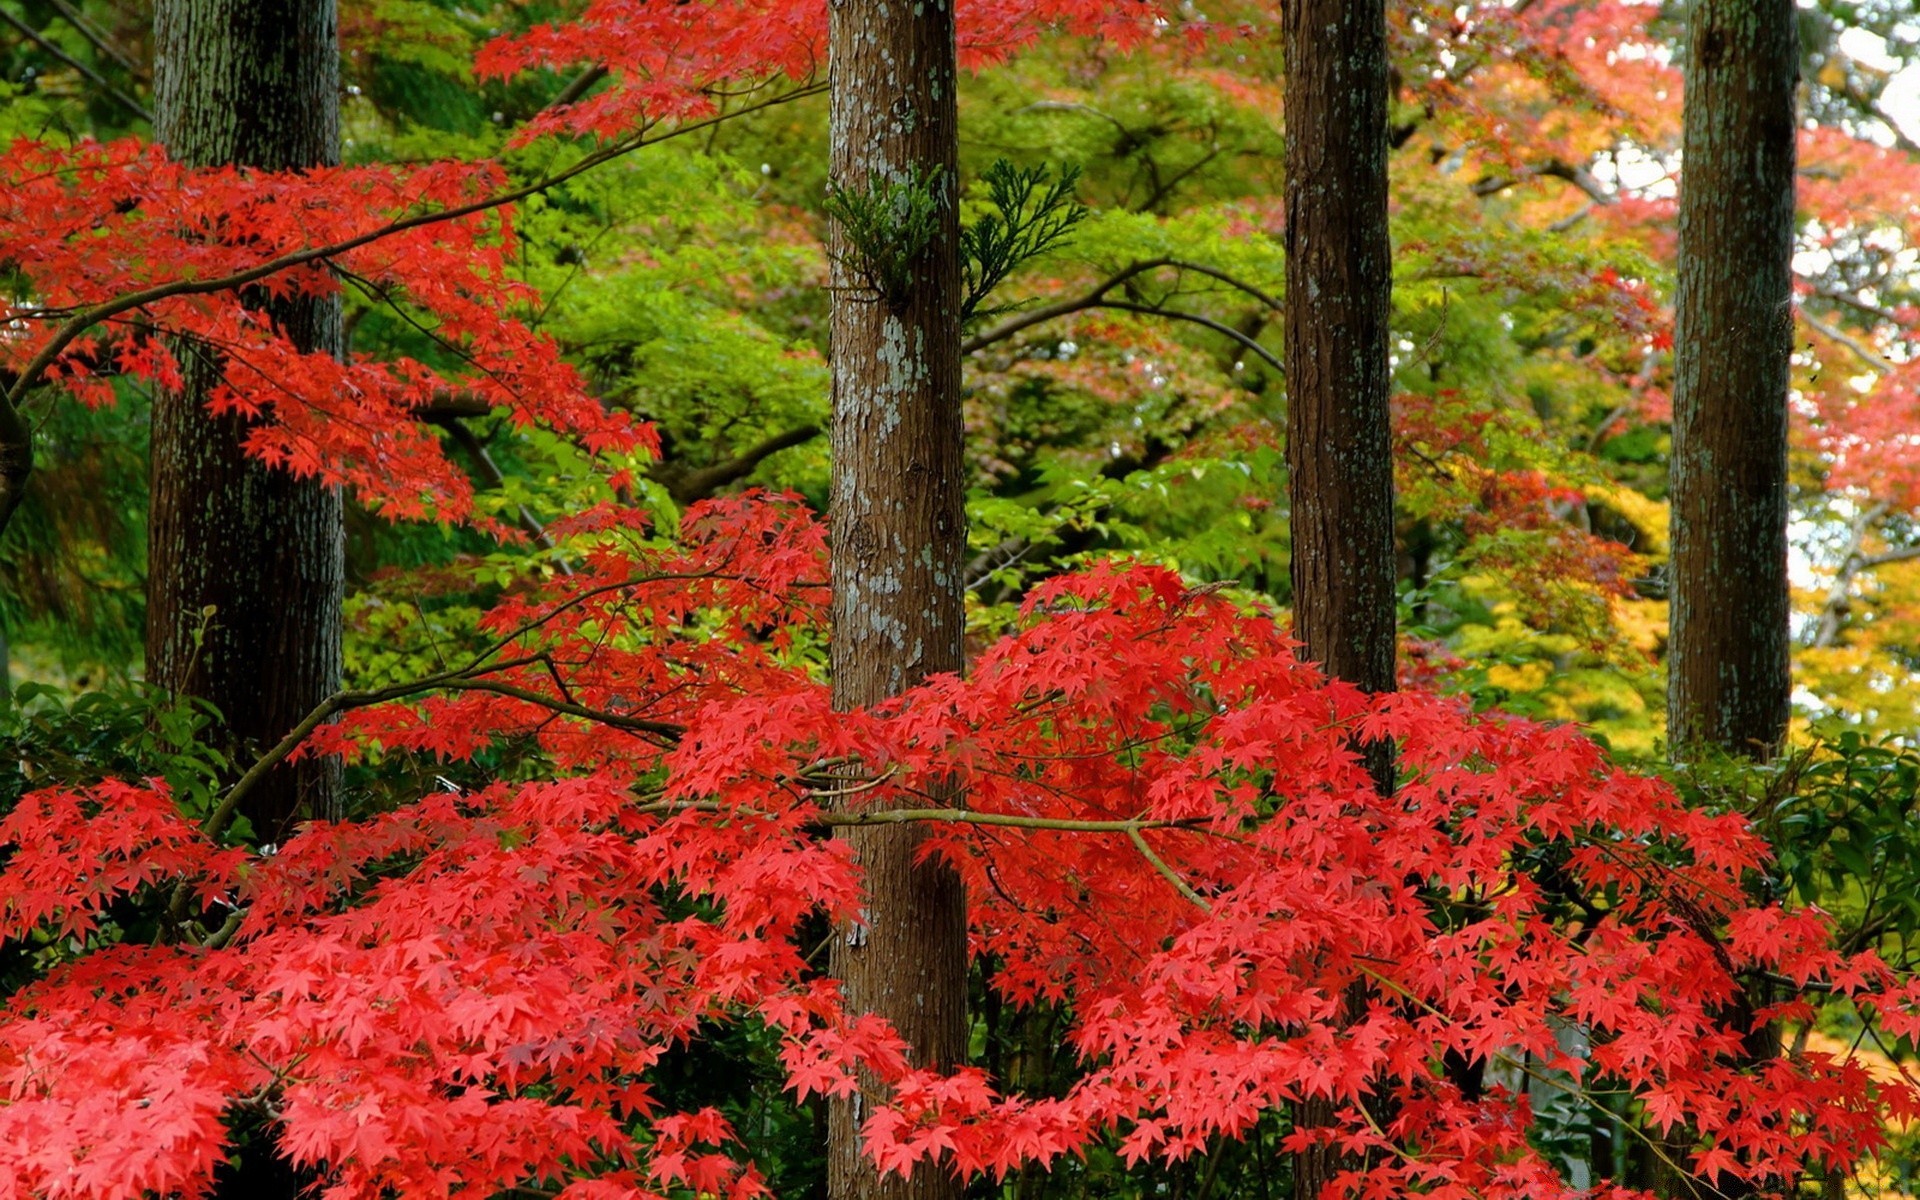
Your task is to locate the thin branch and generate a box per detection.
[431,678,681,738]
[0,4,151,122]
[1096,300,1285,374]
[201,652,544,840]
[1801,308,1893,375]
[823,808,1209,834]
[964,258,1284,373]
[44,0,142,79]
[1127,824,1212,911]
[439,417,569,566]
[965,257,1281,351]
[550,65,608,109]
[1812,286,1905,327]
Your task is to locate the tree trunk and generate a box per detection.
[824,4,968,1200]
[1664,17,1797,1196]
[148,0,345,836]
[1282,1,1395,1195]
[1667,0,1797,762]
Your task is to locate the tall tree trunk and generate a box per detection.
[824,4,968,1200]
[1282,0,1395,1195]
[1667,0,1796,762]
[149,0,345,835]
[1665,12,1798,1196]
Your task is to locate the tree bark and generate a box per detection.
[149,0,345,835]
[1664,15,1798,1195]
[824,3,968,1200]
[1667,0,1797,762]
[1284,0,1396,714]
[1282,1,1395,1195]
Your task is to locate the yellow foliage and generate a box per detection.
[1586,483,1671,556]
[1485,660,1552,693]
[1610,596,1668,657]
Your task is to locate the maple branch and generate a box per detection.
[0,4,151,123]
[430,679,683,737]
[550,65,609,109]
[1471,158,1614,207]
[1811,285,1905,327]
[1127,824,1212,911]
[1800,308,1893,375]
[963,257,1285,374]
[0,80,827,534]
[199,653,535,840]
[630,796,1215,839]
[654,424,824,505]
[201,567,781,842]
[438,417,569,564]
[821,808,1209,834]
[1096,301,1285,373]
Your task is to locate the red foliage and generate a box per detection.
[0,141,646,529]
[3,3,1919,1197]
[480,0,1206,142]
[0,515,1909,1197]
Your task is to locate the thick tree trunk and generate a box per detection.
[1282,1,1395,1196]
[824,4,968,1200]
[149,0,345,835]
[1667,0,1797,762]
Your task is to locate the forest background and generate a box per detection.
[6,0,1920,1198]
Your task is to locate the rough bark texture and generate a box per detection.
[149,0,345,835]
[1283,0,1396,706]
[1282,1,1395,1195]
[824,4,968,1200]
[1668,0,1797,762]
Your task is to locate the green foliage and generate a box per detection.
[823,165,945,309]
[961,160,1088,321]
[0,682,230,818]
[1,389,149,681]
[1740,731,1920,964]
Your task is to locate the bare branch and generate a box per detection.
[0,4,151,122]
[655,424,823,505]
[963,257,1284,373]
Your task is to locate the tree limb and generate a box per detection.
[44,0,143,79]
[0,4,151,122]
[963,257,1284,373]
[654,424,823,505]
[438,416,569,565]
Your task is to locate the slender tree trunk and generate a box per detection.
[1282,1,1395,1196]
[1664,17,1797,1196]
[824,3,968,1200]
[1667,0,1797,762]
[149,0,345,835]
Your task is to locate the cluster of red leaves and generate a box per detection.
[0,139,647,529]
[479,0,1205,142]
[0,497,1912,1199]
[1808,361,1920,512]
[1391,1,1680,169]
